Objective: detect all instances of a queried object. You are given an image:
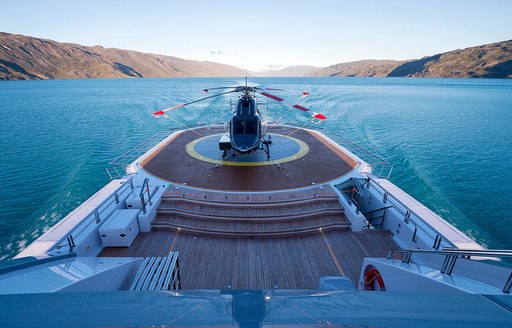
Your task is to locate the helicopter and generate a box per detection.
[152,79,326,160]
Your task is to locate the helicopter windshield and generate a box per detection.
[233,118,244,135]
[246,117,257,135]
[233,117,258,135]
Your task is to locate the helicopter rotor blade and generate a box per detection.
[153,90,237,116]
[202,86,239,93]
[255,87,310,95]
[258,91,326,122]
[256,87,286,92]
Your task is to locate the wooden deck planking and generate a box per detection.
[154,214,348,230]
[161,199,344,216]
[101,229,398,289]
[141,126,356,191]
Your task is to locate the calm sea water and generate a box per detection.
[0,77,511,259]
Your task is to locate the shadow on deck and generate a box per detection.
[101,229,398,290]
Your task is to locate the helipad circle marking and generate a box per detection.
[186,133,309,166]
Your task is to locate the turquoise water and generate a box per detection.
[0,77,511,259]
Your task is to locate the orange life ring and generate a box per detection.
[363,265,385,291]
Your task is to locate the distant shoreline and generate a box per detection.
[1,32,511,80]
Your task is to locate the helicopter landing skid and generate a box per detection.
[261,134,272,160]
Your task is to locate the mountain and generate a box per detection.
[1,32,511,80]
[387,40,512,78]
[313,40,512,78]
[0,32,249,80]
[310,60,403,77]
[251,65,323,77]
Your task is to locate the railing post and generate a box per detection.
[446,255,458,275]
[94,210,100,223]
[503,272,512,293]
[130,178,134,189]
[114,191,120,204]
[403,251,413,263]
[383,192,388,204]
[67,235,75,253]
[146,180,153,206]
[404,210,410,224]
[141,195,147,214]
[440,254,450,273]
[348,179,355,205]
[433,235,441,250]
[139,178,151,213]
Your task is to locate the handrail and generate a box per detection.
[352,178,365,213]
[387,248,512,293]
[387,248,512,259]
[140,178,153,214]
[109,129,179,166]
[362,206,394,216]
[107,124,227,178]
[441,248,512,255]
[321,129,394,178]
[0,253,77,275]
[354,178,365,198]
[109,123,226,166]
[366,176,456,248]
[52,177,135,253]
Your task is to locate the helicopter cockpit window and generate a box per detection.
[246,118,257,135]
[234,118,244,134]
[242,102,250,116]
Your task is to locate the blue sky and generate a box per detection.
[2,0,511,70]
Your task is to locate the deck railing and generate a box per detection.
[140,178,153,214]
[336,177,456,249]
[106,130,177,179]
[52,177,135,254]
[106,123,228,179]
[387,248,512,293]
[335,177,367,213]
[365,176,456,249]
[320,129,394,178]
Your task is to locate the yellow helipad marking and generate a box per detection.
[186,133,309,166]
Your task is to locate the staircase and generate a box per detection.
[152,185,350,237]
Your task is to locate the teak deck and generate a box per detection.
[102,229,398,290]
[141,126,357,191]
[101,126,399,290]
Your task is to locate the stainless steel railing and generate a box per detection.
[321,129,394,178]
[365,176,456,249]
[52,177,135,253]
[106,123,227,179]
[387,248,512,293]
[140,178,153,214]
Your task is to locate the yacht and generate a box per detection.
[0,120,511,326]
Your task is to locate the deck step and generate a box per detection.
[153,214,350,237]
[157,196,343,220]
[152,221,350,237]
[161,184,339,205]
[129,253,181,291]
[160,195,340,208]
[154,184,347,237]
[156,207,344,221]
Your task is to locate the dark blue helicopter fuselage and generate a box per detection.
[229,96,261,153]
